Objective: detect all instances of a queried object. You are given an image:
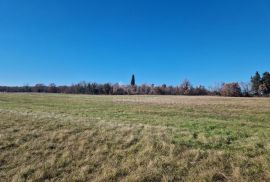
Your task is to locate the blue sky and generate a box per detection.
[0,0,270,87]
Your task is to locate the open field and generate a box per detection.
[0,94,270,181]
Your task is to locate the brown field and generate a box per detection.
[0,93,270,181]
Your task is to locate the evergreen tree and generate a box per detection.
[262,72,270,94]
[131,74,136,86]
[251,71,261,95]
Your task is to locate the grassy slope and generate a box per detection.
[0,93,270,181]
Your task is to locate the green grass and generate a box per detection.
[0,93,270,181]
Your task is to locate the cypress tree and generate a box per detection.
[131,74,135,86]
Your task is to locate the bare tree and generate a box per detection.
[179,80,192,95]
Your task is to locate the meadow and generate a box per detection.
[0,93,270,181]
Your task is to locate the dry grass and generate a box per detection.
[0,93,270,181]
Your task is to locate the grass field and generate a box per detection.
[0,93,270,181]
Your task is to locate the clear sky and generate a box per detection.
[0,0,270,87]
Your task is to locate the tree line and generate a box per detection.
[0,72,269,97]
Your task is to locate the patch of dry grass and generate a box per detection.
[0,94,270,181]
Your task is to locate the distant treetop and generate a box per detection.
[131,74,136,86]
